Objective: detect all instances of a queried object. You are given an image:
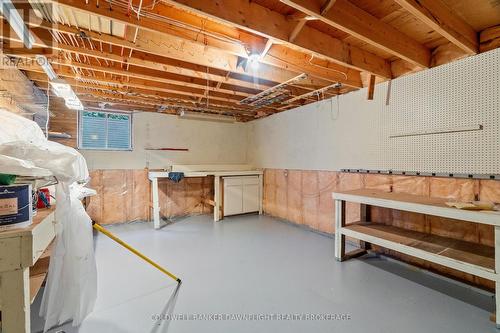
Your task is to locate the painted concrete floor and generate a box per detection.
[32,214,497,333]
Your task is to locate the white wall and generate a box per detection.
[82,112,249,170]
[248,48,500,175]
[82,49,499,174]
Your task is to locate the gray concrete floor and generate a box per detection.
[32,214,497,333]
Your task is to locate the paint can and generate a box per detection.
[0,184,33,230]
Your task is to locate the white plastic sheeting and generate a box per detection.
[0,109,97,331]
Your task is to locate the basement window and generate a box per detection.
[78,111,132,151]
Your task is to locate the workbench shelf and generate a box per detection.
[0,206,56,333]
[332,189,500,328]
[342,222,494,278]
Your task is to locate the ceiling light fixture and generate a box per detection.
[247,52,261,71]
[64,90,84,110]
[65,97,84,110]
[0,0,35,49]
[49,79,73,98]
[49,79,84,110]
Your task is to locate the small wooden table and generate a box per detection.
[0,207,56,333]
[332,189,500,327]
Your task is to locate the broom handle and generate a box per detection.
[92,223,181,283]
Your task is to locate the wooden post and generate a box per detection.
[214,176,221,222]
[152,177,160,229]
[258,174,264,215]
[334,199,346,261]
[367,74,375,100]
[0,268,30,333]
[360,203,371,250]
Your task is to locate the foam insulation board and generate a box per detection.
[262,169,500,290]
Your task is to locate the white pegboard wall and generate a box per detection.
[377,48,499,174]
[247,48,500,175]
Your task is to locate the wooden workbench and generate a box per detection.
[0,207,56,333]
[148,168,263,228]
[332,189,500,327]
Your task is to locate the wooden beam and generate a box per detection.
[38,1,337,87]
[73,90,256,115]
[430,43,467,67]
[41,85,256,116]
[285,83,339,104]
[27,64,279,114]
[16,59,259,98]
[393,0,478,54]
[39,80,266,116]
[320,0,337,15]
[367,74,375,100]
[289,18,308,43]
[154,0,392,78]
[24,66,247,103]
[81,100,157,112]
[480,25,500,53]
[280,0,431,68]
[1,20,285,91]
[260,39,274,59]
[27,72,263,112]
[264,45,363,88]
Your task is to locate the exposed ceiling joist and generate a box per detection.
[320,0,337,15]
[393,0,478,54]
[28,73,264,111]
[260,39,274,59]
[38,0,341,87]
[289,17,308,43]
[1,20,285,90]
[25,71,255,107]
[143,0,392,78]
[7,14,363,90]
[285,82,340,104]
[480,25,500,52]
[14,58,260,97]
[280,0,431,68]
[265,45,362,88]
[42,86,257,117]
[1,0,492,121]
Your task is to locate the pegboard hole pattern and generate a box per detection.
[378,49,499,174]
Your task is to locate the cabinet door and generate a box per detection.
[242,184,260,213]
[224,184,243,216]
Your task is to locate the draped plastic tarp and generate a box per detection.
[0,109,97,331]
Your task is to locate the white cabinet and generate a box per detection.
[223,176,261,216]
[223,180,243,216]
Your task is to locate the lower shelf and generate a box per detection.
[29,273,47,304]
[29,241,53,304]
[341,222,495,281]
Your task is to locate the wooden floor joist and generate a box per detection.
[0,0,495,119]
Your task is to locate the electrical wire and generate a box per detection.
[45,80,50,139]
[112,0,244,47]
[308,54,348,80]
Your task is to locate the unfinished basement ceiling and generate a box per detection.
[1,0,499,121]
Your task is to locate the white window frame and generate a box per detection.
[78,110,133,151]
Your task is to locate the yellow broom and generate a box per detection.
[92,222,181,284]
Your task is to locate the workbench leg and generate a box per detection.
[495,226,500,328]
[214,176,221,222]
[334,199,346,261]
[152,178,160,229]
[0,268,30,333]
[360,204,371,250]
[258,174,263,215]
